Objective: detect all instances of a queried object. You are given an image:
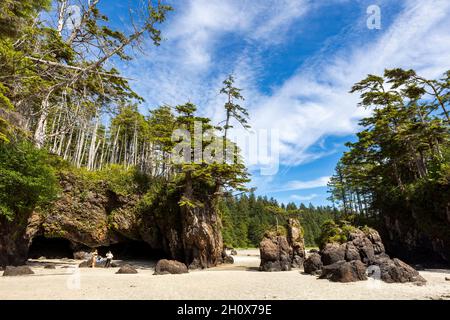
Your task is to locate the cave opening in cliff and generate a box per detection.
[28,236,73,259]
[97,241,167,261]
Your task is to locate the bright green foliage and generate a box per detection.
[170,102,250,206]
[317,219,357,249]
[71,164,150,197]
[328,69,450,241]
[0,140,58,221]
[219,75,250,141]
[0,0,50,38]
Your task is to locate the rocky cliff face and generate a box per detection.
[0,216,30,267]
[379,183,450,266]
[0,172,223,268]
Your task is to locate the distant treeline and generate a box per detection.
[219,194,338,248]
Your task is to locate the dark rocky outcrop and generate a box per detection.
[321,243,346,266]
[231,249,237,256]
[287,218,306,268]
[180,200,223,270]
[308,227,426,284]
[259,233,292,272]
[223,255,234,264]
[0,215,32,267]
[303,253,323,275]
[379,184,450,266]
[2,266,34,276]
[221,249,234,264]
[319,260,367,283]
[154,259,188,275]
[116,264,138,274]
[374,256,426,284]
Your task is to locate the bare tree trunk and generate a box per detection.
[57,0,68,35]
[87,115,99,170]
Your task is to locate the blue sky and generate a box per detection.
[99,0,450,206]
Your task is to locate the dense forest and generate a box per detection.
[327,69,450,263]
[220,195,336,248]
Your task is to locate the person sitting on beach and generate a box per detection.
[105,251,113,268]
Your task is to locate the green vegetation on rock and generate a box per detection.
[0,140,58,221]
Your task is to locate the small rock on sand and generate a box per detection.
[116,264,137,274]
[3,266,34,276]
[154,259,188,275]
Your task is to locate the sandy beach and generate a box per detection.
[1,249,450,300]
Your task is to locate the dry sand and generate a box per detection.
[1,249,450,300]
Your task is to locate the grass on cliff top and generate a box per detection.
[66,164,153,197]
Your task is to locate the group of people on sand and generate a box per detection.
[90,250,114,268]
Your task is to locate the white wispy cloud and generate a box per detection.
[278,176,331,191]
[291,194,319,201]
[247,0,450,166]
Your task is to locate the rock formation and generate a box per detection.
[319,260,367,282]
[116,264,138,274]
[221,249,234,264]
[0,172,224,270]
[259,233,292,272]
[304,227,426,284]
[374,256,426,284]
[154,259,188,275]
[2,266,34,276]
[303,252,322,275]
[287,218,306,268]
[180,200,223,269]
[259,219,307,272]
[379,184,450,266]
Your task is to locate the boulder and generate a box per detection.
[260,237,280,261]
[154,259,188,275]
[287,218,306,268]
[231,249,237,256]
[349,230,376,264]
[319,260,367,283]
[116,264,138,274]
[320,243,346,266]
[303,253,323,275]
[345,243,361,261]
[223,255,234,264]
[259,234,292,272]
[3,266,34,276]
[374,256,426,284]
[365,228,385,254]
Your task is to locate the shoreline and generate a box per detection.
[1,250,450,300]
